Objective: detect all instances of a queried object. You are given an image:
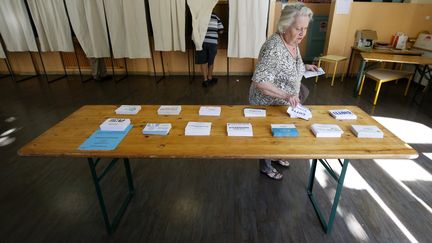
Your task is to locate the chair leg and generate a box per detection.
[359,75,366,96]
[341,60,346,83]
[373,82,383,105]
[331,62,338,86]
[404,74,413,96]
[315,59,322,83]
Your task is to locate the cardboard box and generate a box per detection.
[355,30,378,48]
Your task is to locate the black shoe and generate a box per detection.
[202,79,212,87]
[101,75,112,81]
[93,77,103,82]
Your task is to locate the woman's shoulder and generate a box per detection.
[260,34,284,54]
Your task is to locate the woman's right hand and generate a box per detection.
[285,94,300,108]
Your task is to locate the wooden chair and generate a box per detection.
[358,68,414,105]
[315,55,348,86]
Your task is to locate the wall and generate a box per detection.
[270,2,331,57]
[325,1,432,75]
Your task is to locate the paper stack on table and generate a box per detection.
[271,124,299,137]
[303,67,325,78]
[115,105,141,115]
[351,125,384,138]
[185,122,212,136]
[100,118,131,131]
[158,105,181,115]
[329,109,357,120]
[244,108,266,117]
[287,104,312,120]
[142,123,172,136]
[311,124,343,138]
[227,123,253,137]
[199,106,221,116]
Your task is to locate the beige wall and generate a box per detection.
[325,1,432,75]
[270,2,331,57]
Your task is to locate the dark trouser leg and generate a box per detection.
[259,159,272,171]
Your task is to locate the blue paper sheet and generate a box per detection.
[78,125,133,151]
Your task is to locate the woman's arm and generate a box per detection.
[254,82,300,107]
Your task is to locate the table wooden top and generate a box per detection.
[360,52,432,65]
[18,105,418,160]
[353,46,423,56]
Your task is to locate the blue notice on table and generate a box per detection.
[78,125,133,151]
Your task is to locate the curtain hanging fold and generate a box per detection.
[104,0,151,58]
[0,43,5,58]
[228,0,269,58]
[0,0,38,52]
[148,0,186,52]
[65,0,110,58]
[27,0,74,52]
[186,0,218,51]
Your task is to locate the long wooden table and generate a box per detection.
[354,53,432,99]
[347,46,423,76]
[18,105,418,234]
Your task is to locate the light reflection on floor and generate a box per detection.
[312,159,419,243]
[374,159,432,215]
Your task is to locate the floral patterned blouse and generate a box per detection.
[249,33,305,105]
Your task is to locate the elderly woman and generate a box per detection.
[249,3,317,180]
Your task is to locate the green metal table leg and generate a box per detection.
[307,159,350,233]
[354,60,367,97]
[88,157,135,234]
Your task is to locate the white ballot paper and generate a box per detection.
[287,104,312,120]
[303,67,325,79]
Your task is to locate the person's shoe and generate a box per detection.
[93,77,103,82]
[101,75,112,81]
[260,167,283,180]
[273,159,290,168]
[202,79,212,87]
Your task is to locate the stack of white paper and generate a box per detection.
[311,124,344,138]
[142,123,172,136]
[287,104,312,120]
[244,108,266,117]
[185,122,212,136]
[351,125,384,138]
[227,123,253,137]
[100,118,131,131]
[329,109,357,120]
[199,106,221,116]
[304,67,325,78]
[115,105,141,115]
[157,105,181,115]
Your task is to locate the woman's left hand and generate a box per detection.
[305,64,319,71]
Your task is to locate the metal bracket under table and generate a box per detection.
[307,158,350,234]
[87,157,135,234]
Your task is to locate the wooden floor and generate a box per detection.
[0,74,431,242]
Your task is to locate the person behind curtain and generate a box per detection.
[249,3,318,180]
[195,12,224,87]
[88,58,111,82]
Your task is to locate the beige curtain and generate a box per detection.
[228,0,269,58]
[27,0,74,52]
[148,0,186,52]
[0,0,38,52]
[0,43,5,58]
[186,0,218,51]
[104,0,151,58]
[65,0,110,58]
